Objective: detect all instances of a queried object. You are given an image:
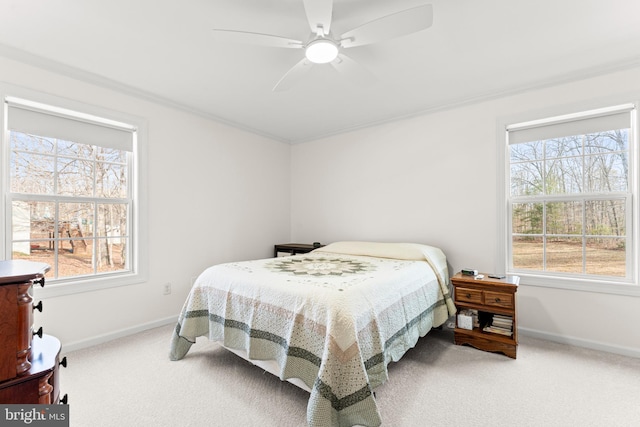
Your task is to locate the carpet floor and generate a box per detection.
[62,324,640,426]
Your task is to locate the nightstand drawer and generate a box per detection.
[484,291,514,309]
[455,287,483,304]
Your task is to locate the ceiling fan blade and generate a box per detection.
[330,54,376,87]
[272,58,314,92]
[339,4,433,49]
[212,29,303,48]
[303,0,333,35]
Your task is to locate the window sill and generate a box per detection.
[510,271,640,297]
[32,272,146,299]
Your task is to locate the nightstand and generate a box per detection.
[451,272,519,359]
[273,243,323,257]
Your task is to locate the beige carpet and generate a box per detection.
[62,324,640,426]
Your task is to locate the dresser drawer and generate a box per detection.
[484,291,514,309]
[455,287,483,304]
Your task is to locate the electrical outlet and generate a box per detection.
[163,282,172,295]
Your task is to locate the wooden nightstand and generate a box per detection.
[451,272,519,359]
[273,243,324,257]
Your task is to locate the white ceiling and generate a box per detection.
[1,0,640,143]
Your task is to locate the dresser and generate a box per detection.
[0,260,66,404]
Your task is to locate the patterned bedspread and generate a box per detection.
[169,242,456,427]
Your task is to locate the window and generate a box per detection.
[501,103,638,293]
[2,92,146,294]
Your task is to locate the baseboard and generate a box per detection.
[519,327,640,359]
[62,315,178,353]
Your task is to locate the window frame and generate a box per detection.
[497,97,640,296]
[1,84,148,298]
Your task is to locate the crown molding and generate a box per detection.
[0,43,289,144]
[291,55,640,144]
[2,42,640,145]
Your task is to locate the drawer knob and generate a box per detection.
[33,301,43,312]
[33,277,45,288]
[466,293,472,298]
[60,394,68,405]
[60,356,68,368]
[495,297,501,302]
[33,326,43,338]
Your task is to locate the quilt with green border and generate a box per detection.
[170,243,454,427]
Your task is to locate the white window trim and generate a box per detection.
[496,96,640,297]
[1,83,148,298]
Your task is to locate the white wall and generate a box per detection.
[2,54,638,358]
[0,56,291,349]
[291,66,640,357]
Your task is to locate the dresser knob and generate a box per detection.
[33,277,45,287]
[33,301,43,312]
[60,394,68,405]
[495,298,501,302]
[60,357,68,368]
[33,326,43,338]
[466,293,471,298]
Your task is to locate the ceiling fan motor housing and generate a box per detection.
[305,38,339,63]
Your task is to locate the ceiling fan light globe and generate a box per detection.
[305,39,338,64]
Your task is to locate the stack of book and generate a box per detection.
[482,314,513,336]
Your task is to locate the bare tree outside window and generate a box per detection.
[509,128,629,278]
[9,131,131,280]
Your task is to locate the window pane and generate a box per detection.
[512,236,543,270]
[57,241,95,278]
[584,153,628,192]
[546,237,583,273]
[584,130,628,155]
[12,200,55,241]
[510,161,543,196]
[546,201,582,235]
[96,237,128,273]
[10,151,55,194]
[545,156,583,194]
[58,202,94,239]
[96,162,128,198]
[57,140,94,159]
[57,158,94,196]
[585,200,625,236]
[512,202,543,234]
[10,132,55,154]
[97,203,128,237]
[545,136,581,159]
[11,200,56,278]
[510,141,543,162]
[57,203,94,277]
[585,237,625,276]
[97,147,127,163]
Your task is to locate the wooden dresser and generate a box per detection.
[0,260,66,404]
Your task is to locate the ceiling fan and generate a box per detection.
[212,0,433,91]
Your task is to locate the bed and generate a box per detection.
[169,241,456,427]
